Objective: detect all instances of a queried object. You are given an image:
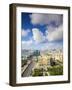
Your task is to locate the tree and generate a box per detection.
[50,58,55,66]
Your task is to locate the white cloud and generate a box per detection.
[21,29,30,37]
[39,42,63,50]
[22,40,33,45]
[46,25,63,41]
[30,14,62,26]
[22,40,33,49]
[32,28,45,43]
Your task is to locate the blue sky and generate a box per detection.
[21,12,63,50]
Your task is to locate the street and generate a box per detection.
[22,60,35,77]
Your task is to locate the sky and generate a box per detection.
[21,12,63,50]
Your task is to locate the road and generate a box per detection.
[22,60,35,77]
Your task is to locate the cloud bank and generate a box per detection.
[46,25,63,41]
[30,13,62,26]
[30,13,63,42]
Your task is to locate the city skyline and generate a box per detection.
[21,13,63,50]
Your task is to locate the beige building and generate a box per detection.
[52,52,63,62]
[38,50,63,65]
[33,50,63,69]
